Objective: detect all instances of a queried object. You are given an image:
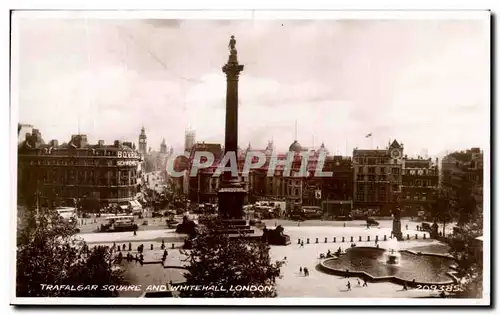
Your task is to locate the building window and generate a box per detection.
[392,168,400,175]
[368,167,375,174]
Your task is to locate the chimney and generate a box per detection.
[98,140,105,146]
[50,140,59,147]
[114,140,121,147]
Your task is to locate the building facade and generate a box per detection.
[353,140,403,216]
[319,155,353,218]
[18,130,141,209]
[441,148,484,211]
[401,157,439,216]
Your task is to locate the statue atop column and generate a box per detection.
[228,35,237,53]
[227,35,238,63]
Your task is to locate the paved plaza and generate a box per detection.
[83,222,450,298]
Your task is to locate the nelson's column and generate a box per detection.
[218,35,246,221]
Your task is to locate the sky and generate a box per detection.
[13,13,490,157]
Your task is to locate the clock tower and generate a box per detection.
[389,139,403,164]
[138,126,147,155]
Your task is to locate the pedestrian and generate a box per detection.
[363,279,368,287]
[406,224,408,230]
[343,223,346,228]
[345,269,349,278]
[403,282,408,291]
[299,267,303,275]
[133,230,137,236]
[347,281,351,291]
[357,279,361,286]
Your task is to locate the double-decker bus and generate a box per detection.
[99,215,138,232]
[55,207,77,223]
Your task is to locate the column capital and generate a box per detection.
[222,63,244,77]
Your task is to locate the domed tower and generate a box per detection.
[289,140,303,152]
[138,126,147,155]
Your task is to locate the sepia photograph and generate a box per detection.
[10,10,490,305]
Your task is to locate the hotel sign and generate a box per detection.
[117,160,138,166]
[117,151,140,159]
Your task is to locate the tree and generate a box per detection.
[16,207,124,297]
[432,188,454,236]
[182,217,284,297]
[448,211,483,298]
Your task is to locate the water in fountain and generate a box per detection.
[384,237,401,265]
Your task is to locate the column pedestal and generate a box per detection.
[392,219,403,241]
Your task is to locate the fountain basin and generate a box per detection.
[319,247,456,285]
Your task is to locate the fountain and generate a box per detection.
[319,244,456,285]
[384,237,401,265]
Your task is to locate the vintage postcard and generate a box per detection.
[11,10,490,306]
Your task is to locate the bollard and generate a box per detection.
[423,234,426,239]
[350,236,353,242]
[334,237,336,243]
[150,244,154,250]
[316,238,319,244]
[384,235,387,241]
[298,239,301,244]
[307,238,310,244]
[367,236,370,242]
[359,236,362,242]
[416,234,418,240]
[342,237,345,242]
[325,237,328,243]
[407,234,410,240]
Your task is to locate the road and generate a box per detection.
[262,218,456,235]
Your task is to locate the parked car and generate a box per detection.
[366,218,380,226]
[421,222,432,232]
